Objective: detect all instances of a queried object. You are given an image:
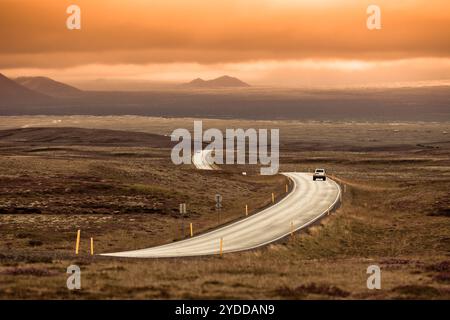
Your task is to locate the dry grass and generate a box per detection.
[0,117,449,299]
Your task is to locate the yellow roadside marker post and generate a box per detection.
[285,184,288,193]
[220,238,223,257]
[190,223,193,237]
[90,237,94,255]
[272,192,275,203]
[245,204,248,216]
[75,230,81,255]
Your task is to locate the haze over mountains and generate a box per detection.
[0,73,52,105]
[0,72,449,121]
[183,76,250,88]
[16,76,82,97]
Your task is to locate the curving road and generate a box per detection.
[101,172,340,258]
[192,149,216,170]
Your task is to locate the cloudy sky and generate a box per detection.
[1,0,449,87]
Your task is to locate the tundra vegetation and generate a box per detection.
[0,116,448,299]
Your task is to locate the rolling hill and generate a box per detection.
[0,73,52,106]
[183,75,250,88]
[15,76,82,97]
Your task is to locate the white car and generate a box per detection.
[313,168,326,181]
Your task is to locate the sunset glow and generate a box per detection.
[1,0,449,87]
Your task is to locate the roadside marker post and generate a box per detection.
[272,192,275,203]
[75,230,81,255]
[245,204,248,216]
[90,237,94,255]
[190,223,193,237]
[285,184,288,193]
[290,221,294,238]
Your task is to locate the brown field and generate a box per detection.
[0,116,449,299]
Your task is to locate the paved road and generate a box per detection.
[192,149,216,170]
[101,172,341,258]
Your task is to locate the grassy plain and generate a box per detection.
[0,116,449,299]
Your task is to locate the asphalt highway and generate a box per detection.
[101,172,340,258]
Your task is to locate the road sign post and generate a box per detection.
[215,194,222,224]
[179,203,187,238]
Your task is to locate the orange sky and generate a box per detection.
[1,0,449,87]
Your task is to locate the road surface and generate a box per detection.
[101,172,341,258]
[192,149,216,170]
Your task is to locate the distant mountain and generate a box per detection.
[183,75,250,88]
[15,76,82,97]
[0,73,52,106]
